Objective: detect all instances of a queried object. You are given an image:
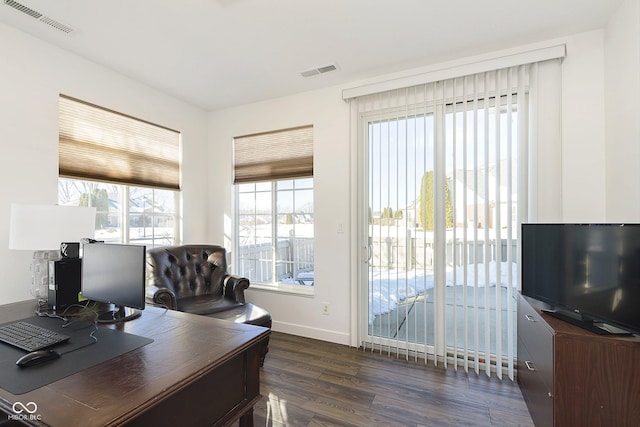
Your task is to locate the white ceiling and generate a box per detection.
[0,0,623,111]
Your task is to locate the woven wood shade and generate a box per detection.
[234,125,313,184]
[59,95,181,190]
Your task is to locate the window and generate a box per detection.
[58,95,181,246]
[58,178,179,246]
[234,126,314,290]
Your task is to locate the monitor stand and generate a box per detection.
[96,305,141,324]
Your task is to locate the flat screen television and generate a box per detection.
[81,243,146,323]
[521,223,640,335]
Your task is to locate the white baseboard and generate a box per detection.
[271,320,351,346]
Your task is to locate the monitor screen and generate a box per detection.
[81,243,146,323]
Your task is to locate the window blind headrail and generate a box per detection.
[343,43,565,100]
[59,94,180,134]
[354,67,529,116]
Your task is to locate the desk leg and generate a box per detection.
[238,407,254,427]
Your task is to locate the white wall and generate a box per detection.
[0,22,209,304]
[208,30,610,345]
[605,0,640,221]
[207,88,352,344]
[561,31,607,221]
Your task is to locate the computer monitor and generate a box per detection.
[81,243,146,323]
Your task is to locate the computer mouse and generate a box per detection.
[16,349,61,368]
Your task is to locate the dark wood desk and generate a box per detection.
[0,300,269,426]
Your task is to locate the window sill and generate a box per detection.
[248,282,315,297]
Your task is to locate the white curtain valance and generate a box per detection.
[342,44,565,101]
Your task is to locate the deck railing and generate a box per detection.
[237,233,516,284]
[371,232,518,271]
[237,238,314,284]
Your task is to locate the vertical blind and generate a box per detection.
[234,125,314,183]
[353,59,561,380]
[59,95,181,190]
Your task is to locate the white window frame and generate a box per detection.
[58,177,181,247]
[233,178,314,296]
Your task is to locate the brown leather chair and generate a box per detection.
[146,244,270,365]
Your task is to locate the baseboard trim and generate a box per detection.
[271,320,351,346]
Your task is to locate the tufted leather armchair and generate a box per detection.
[146,244,271,366]
[146,245,249,314]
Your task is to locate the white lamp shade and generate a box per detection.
[9,204,96,250]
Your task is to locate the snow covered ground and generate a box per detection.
[368,261,518,322]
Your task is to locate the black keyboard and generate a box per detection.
[0,321,70,352]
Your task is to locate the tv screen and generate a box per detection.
[521,223,640,335]
[81,243,146,323]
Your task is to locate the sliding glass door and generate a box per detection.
[358,71,524,378]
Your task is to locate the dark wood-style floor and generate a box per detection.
[236,331,534,427]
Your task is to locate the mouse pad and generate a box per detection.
[0,315,153,395]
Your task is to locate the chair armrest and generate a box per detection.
[223,274,249,304]
[146,284,178,310]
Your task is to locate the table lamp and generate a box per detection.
[9,204,96,303]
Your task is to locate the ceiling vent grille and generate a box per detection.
[301,63,338,78]
[4,0,74,34]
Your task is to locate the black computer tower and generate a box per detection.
[48,258,82,310]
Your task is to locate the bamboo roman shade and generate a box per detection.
[59,95,181,190]
[234,125,313,184]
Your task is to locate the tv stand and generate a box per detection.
[518,294,640,426]
[540,309,632,336]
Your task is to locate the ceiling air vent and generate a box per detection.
[300,63,338,78]
[4,0,74,34]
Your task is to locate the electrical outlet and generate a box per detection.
[321,303,330,315]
